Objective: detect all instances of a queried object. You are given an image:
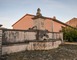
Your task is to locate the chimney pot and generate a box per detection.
[53,16,56,20]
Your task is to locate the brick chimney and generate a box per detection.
[53,16,56,20]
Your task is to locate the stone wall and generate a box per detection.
[2,30,37,44]
[2,40,61,55]
[1,29,63,55]
[2,29,63,44]
[0,30,2,57]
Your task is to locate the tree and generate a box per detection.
[62,27,77,42]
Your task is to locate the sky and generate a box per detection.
[0,0,77,28]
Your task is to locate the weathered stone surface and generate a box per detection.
[2,41,61,55]
[4,44,77,60]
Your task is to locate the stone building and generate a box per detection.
[12,8,68,32]
[0,8,68,56]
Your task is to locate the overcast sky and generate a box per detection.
[0,0,77,28]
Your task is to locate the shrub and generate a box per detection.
[62,27,77,42]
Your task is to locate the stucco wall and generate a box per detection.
[12,15,66,32]
[53,21,65,32]
[13,15,34,30]
[2,40,61,55]
[45,19,53,32]
[45,19,65,32]
[66,18,77,28]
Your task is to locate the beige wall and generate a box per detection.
[3,31,37,43]
[3,30,63,43]
[33,18,45,30]
[2,41,61,55]
[1,29,63,55]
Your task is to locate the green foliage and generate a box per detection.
[62,27,77,42]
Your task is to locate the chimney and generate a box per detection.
[53,16,56,20]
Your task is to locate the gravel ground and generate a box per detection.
[3,44,77,60]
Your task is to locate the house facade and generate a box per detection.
[66,18,77,28]
[12,8,67,32]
